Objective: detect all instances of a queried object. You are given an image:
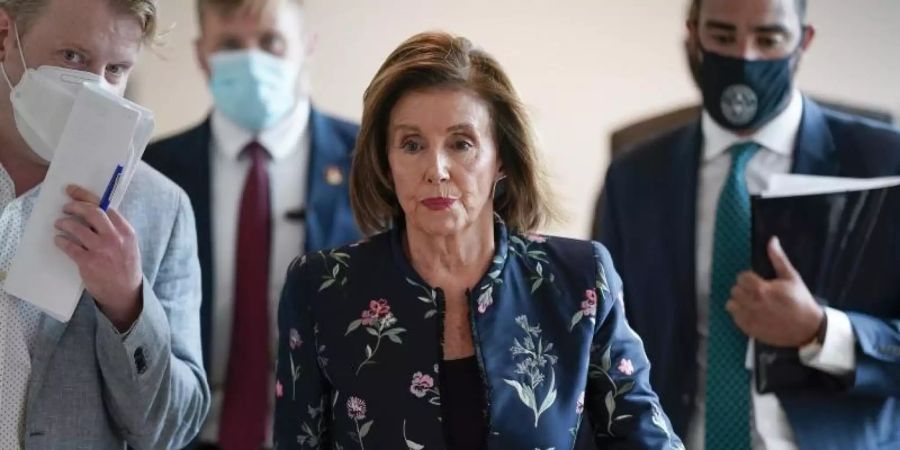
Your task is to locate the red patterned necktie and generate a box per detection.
[219,141,272,450]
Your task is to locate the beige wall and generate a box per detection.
[134,0,900,238]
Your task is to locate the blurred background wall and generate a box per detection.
[132,0,900,238]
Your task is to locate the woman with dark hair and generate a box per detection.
[274,31,683,450]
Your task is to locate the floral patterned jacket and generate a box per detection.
[274,220,684,449]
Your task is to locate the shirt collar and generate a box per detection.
[211,97,311,161]
[0,163,41,206]
[701,89,803,161]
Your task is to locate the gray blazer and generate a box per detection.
[22,163,210,449]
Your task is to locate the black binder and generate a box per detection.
[750,181,900,393]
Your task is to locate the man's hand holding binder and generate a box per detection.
[54,184,143,332]
[727,236,824,348]
[745,174,900,394]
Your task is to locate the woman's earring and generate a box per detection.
[492,175,507,200]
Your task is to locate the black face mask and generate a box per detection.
[699,49,795,131]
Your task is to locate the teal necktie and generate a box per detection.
[706,142,759,450]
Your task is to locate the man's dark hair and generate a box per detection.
[688,0,807,24]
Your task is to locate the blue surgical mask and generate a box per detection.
[208,49,299,131]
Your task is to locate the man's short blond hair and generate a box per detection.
[1,0,158,42]
[196,0,301,26]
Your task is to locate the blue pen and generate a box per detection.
[99,164,124,211]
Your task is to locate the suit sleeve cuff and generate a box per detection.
[95,278,171,380]
[799,307,856,375]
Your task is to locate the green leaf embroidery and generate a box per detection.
[531,279,542,293]
[569,311,584,331]
[403,419,424,450]
[359,420,373,438]
[503,379,533,409]
[601,346,612,372]
[537,370,558,418]
[319,278,336,292]
[345,319,363,335]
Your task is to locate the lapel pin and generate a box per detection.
[325,165,344,186]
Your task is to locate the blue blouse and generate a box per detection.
[274,219,684,449]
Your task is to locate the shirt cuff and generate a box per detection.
[93,302,139,341]
[798,307,856,375]
[745,339,754,369]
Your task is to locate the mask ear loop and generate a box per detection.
[2,22,28,90]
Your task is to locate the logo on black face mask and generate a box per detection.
[721,84,758,126]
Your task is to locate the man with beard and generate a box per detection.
[593,0,900,449]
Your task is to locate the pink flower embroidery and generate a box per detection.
[525,233,547,243]
[360,299,392,326]
[581,289,598,317]
[576,391,585,414]
[347,396,367,420]
[289,328,302,350]
[369,299,391,318]
[617,358,635,376]
[275,380,284,398]
[410,372,435,398]
[348,298,404,375]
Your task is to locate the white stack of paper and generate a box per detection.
[4,83,154,322]
[762,173,900,198]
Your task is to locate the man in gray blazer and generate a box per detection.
[0,0,209,448]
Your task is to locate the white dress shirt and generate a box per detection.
[201,99,311,444]
[688,90,857,450]
[0,165,44,450]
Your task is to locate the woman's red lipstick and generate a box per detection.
[421,197,456,210]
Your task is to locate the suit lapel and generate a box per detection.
[304,109,349,253]
[25,298,78,420]
[179,119,214,370]
[668,122,703,412]
[791,98,839,176]
[671,122,703,311]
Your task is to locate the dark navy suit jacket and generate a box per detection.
[144,108,362,370]
[594,98,900,450]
